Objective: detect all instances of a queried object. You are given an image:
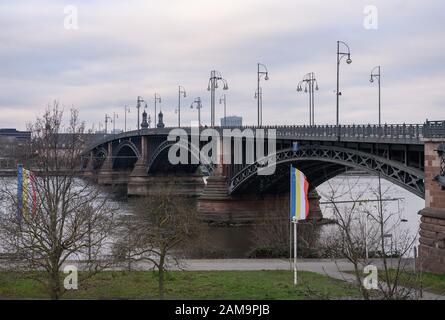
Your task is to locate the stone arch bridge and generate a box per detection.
[83,123,427,217]
[82,121,445,273]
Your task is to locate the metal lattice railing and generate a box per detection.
[424,121,445,138]
[86,123,434,152]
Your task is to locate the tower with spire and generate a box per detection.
[157,110,165,128]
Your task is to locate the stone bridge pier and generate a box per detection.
[197,164,323,224]
[419,137,445,273]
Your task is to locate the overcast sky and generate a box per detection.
[0,0,444,131]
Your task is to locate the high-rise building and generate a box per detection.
[221,116,242,127]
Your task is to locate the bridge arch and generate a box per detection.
[229,145,425,198]
[112,140,141,170]
[148,139,214,175]
[92,147,108,170]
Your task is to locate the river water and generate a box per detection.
[0,175,424,258]
[112,174,424,258]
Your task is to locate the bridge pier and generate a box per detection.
[198,173,323,224]
[128,174,205,197]
[97,142,115,185]
[82,152,96,180]
[418,138,445,274]
[128,136,150,193]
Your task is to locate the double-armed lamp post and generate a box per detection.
[190,97,203,127]
[154,93,161,126]
[219,94,227,126]
[208,70,228,127]
[370,66,382,126]
[136,96,145,131]
[176,85,186,127]
[124,105,130,132]
[112,112,118,134]
[297,72,319,126]
[256,63,269,127]
[104,114,111,134]
[336,41,352,138]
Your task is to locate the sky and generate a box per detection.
[0,0,444,131]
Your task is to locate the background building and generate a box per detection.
[221,116,242,127]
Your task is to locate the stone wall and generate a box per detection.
[419,139,445,273]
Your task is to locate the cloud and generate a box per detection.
[0,0,444,130]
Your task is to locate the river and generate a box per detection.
[0,175,424,258]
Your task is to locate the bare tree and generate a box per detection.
[320,174,421,300]
[112,189,199,300]
[0,103,117,299]
[250,199,290,258]
[250,195,323,258]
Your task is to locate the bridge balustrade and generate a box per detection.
[424,120,445,138]
[85,123,441,153]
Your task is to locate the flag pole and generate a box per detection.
[293,219,298,285]
[289,219,292,270]
[289,165,292,270]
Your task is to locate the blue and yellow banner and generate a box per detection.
[17,164,37,221]
[290,166,309,221]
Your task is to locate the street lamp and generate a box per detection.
[104,114,111,134]
[207,70,228,127]
[219,94,227,126]
[124,105,130,132]
[176,86,186,127]
[254,87,263,125]
[136,96,145,131]
[297,72,319,126]
[370,66,382,126]
[257,63,269,127]
[154,93,161,126]
[336,41,352,139]
[112,112,119,134]
[190,97,203,127]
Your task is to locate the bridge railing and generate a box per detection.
[249,124,424,142]
[424,121,445,138]
[84,123,429,152]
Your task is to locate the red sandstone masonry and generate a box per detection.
[418,140,445,274]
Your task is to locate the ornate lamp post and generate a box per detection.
[297,72,319,126]
[219,94,227,126]
[124,105,130,132]
[370,66,381,126]
[176,86,186,127]
[112,112,119,134]
[190,97,203,127]
[254,87,263,125]
[104,114,111,134]
[154,93,161,126]
[136,96,145,131]
[336,41,352,137]
[256,63,269,127]
[207,70,228,127]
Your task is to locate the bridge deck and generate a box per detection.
[85,123,438,152]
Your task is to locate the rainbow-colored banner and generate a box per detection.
[17,164,37,221]
[290,166,309,221]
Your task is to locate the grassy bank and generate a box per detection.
[384,270,445,295]
[0,270,361,300]
[344,269,445,296]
